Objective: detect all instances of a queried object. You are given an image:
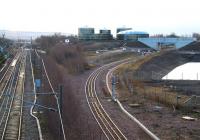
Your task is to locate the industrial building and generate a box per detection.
[117,30,149,40]
[94,29,113,40]
[78,28,95,40]
[100,29,111,34]
[116,27,132,40]
[78,27,195,50]
[78,28,113,40]
[138,37,196,50]
[115,28,195,50]
[116,27,132,33]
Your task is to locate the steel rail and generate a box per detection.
[106,60,160,140]
[0,63,7,73]
[1,52,23,140]
[93,68,127,140]
[85,61,128,140]
[89,68,122,139]
[0,61,17,127]
[29,49,43,140]
[0,51,20,83]
[35,49,66,140]
[0,60,19,112]
[18,49,26,140]
[90,70,115,138]
[0,52,22,126]
[3,50,26,140]
[0,52,21,98]
[85,70,110,140]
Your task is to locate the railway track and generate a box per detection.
[106,60,160,140]
[2,51,25,140]
[0,51,22,115]
[0,49,25,139]
[0,52,21,97]
[29,49,43,140]
[0,50,15,75]
[35,49,66,140]
[20,48,41,140]
[85,63,127,140]
[0,48,43,140]
[85,58,160,140]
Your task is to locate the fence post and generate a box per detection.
[176,94,181,108]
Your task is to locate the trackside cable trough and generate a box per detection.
[106,60,160,140]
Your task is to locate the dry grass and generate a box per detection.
[132,81,190,106]
[115,51,191,107]
[115,52,162,75]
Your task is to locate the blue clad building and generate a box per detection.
[116,29,195,50]
[138,37,196,50]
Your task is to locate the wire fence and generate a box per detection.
[117,70,200,109]
[184,95,200,107]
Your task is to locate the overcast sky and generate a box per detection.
[0,0,200,35]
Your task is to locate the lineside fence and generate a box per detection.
[184,95,200,107]
[116,70,200,109]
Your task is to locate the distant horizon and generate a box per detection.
[0,29,70,34]
[0,29,71,40]
[1,0,200,37]
[0,28,198,37]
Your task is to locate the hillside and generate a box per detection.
[180,41,200,51]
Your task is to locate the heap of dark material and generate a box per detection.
[180,41,200,51]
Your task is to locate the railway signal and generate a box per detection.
[112,76,117,101]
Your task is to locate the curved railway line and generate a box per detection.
[85,61,129,140]
[0,47,160,139]
[85,59,160,140]
[106,60,160,140]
